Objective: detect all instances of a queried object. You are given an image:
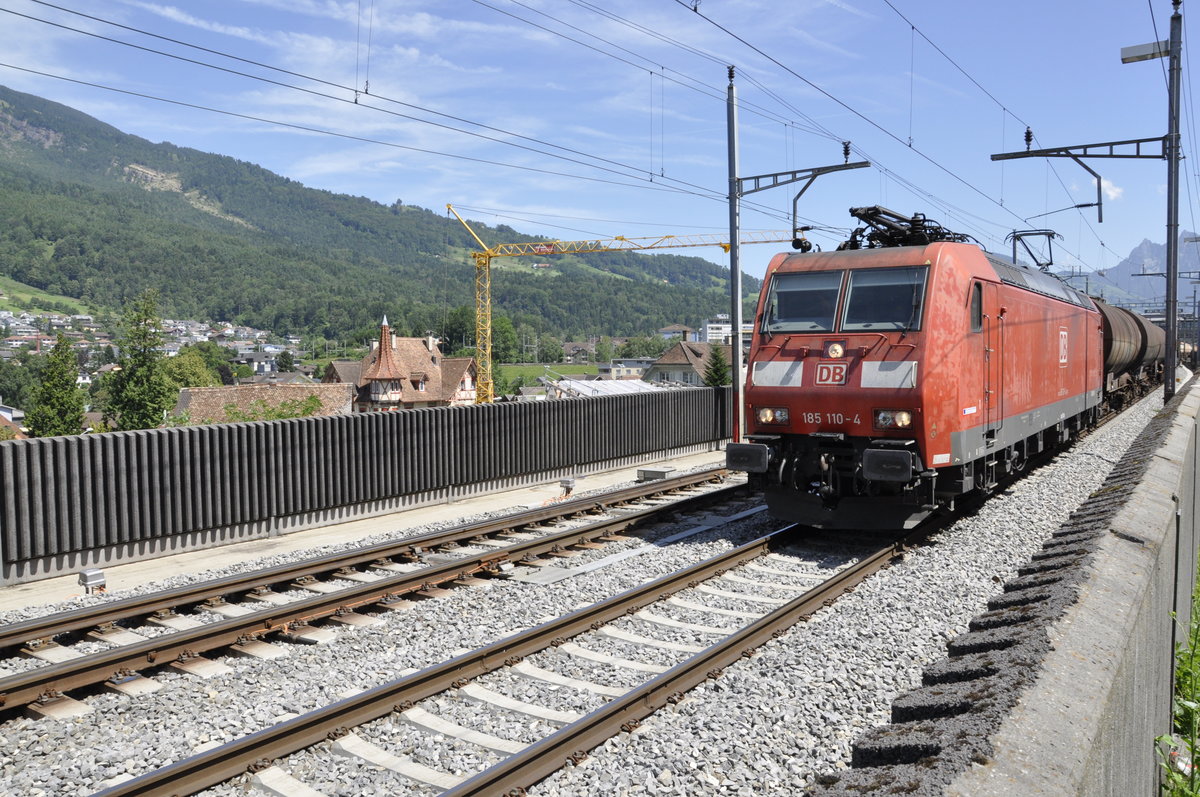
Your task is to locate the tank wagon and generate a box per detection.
[727,207,1164,529]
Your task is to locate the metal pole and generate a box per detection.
[1165,1,1182,400]
[1185,283,1195,364]
[727,66,743,443]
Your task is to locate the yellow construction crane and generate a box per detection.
[447,204,795,403]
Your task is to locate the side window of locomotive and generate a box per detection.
[969,282,983,333]
[764,270,843,332]
[842,266,929,331]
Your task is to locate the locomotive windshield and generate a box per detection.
[842,266,929,331]
[763,270,843,332]
[763,266,929,333]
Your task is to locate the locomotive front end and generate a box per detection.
[730,207,1111,531]
[728,247,938,529]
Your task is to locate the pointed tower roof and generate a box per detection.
[361,317,405,383]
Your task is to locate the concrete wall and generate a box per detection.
[947,385,1199,796]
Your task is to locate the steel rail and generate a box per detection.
[0,468,729,654]
[0,480,746,713]
[93,527,805,797]
[455,397,1154,794]
[441,531,910,796]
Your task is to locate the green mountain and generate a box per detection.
[0,84,758,341]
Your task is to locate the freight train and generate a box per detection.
[726,206,1165,529]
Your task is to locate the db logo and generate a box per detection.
[815,362,847,385]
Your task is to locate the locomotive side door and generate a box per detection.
[973,281,1002,439]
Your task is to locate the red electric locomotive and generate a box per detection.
[727,207,1162,529]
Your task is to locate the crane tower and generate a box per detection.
[447,204,794,403]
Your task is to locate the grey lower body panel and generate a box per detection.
[949,390,1100,465]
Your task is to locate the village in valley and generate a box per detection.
[0,306,745,436]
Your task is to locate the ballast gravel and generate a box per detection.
[0,470,771,796]
[528,394,1162,797]
[0,395,1160,797]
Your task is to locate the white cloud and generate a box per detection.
[1099,177,1124,201]
[119,2,277,44]
[233,0,356,26]
[820,0,875,20]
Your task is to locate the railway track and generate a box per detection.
[0,385,1164,797]
[0,468,739,719]
[91,517,929,797]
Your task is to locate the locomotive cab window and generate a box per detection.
[842,266,929,332]
[764,270,843,332]
[969,282,983,333]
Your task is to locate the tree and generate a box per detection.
[492,316,518,364]
[0,358,37,410]
[276,350,296,372]
[617,335,672,359]
[537,333,565,363]
[594,336,615,364]
[25,334,85,437]
[103,291,177,430]
[162,348,220,390]
[182,341,234,374]
[493,371,526,398]
[703,344,731,387]
[438,305,476,354]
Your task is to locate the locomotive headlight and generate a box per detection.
[874,409,913,429]
[825,342,845,359]
[756,407,790,424]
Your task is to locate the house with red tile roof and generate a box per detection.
[322,318,476,410]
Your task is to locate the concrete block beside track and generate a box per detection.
[813,384,1200,796]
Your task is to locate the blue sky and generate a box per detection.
[1,0,1194,281]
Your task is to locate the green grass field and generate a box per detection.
[0,275,94,316]
[498,363,597,382]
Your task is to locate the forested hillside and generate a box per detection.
[0,85,758,340]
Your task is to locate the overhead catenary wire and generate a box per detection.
[12,0,950,250]
[668,0,1131,267]
[462,0,823,134]
[10,0,1181,268]
[480,0,1022,249]
[5,0,823,232]
[453,203,849,242]
[0,59,822,243]
[879,0,1162,268]
[363,0,375,94]
[556,0,845,143]
[1177,3,1199,247]
[0,61,721,198]
[2,4,705,190]
[9,1,796,187]
[670,0,1030,221]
